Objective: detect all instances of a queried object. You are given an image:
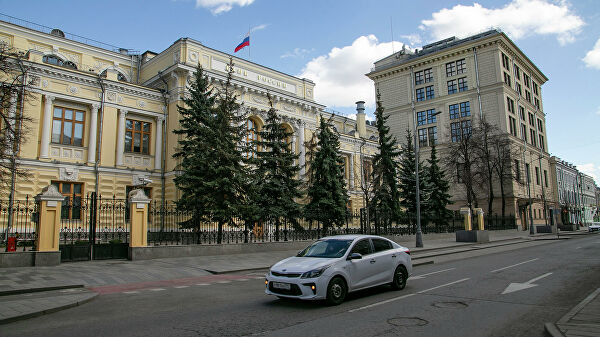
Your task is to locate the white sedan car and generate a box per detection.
[589,222,600,232]
[265,235,412,305]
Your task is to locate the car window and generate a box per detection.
[297,239,353,258]
[372,238,392,252]
[350,239,372,256]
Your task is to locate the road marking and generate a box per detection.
[174,285,189,289]
[149,288,166,291]
[196,283,210,286]
[123,291,140,294]
[348,294,416,312]
[234,278,249,282]
[417,278,470,294]
[490,258,539,273]
[348,278,469,313]
[217,280,231,284]
[411,268,456,280]
[501,272,552,294]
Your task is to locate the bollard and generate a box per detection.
[460,207,472,231]
[475,208,484,230]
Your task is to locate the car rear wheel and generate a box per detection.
[391,265,407,290]
[326,277,347,305]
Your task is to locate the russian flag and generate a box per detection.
[234,33,250,53]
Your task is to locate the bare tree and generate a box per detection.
[444,121,479,213]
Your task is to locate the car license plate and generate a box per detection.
[272,282,291,290]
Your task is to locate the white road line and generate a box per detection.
[234,278,249,282]
[490,258,539,273]
[149,288,166,292]
[123,291,140,294]
[348,278,469,313]
[417,278,470,294]
[217,280,231,284]
[411,268,456,280]
[174,285,190,289]
[348,294,416,312]
[196,283,210,286]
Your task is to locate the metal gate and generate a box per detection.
[59,193,129,262]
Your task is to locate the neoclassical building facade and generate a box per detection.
[0,19,379,212]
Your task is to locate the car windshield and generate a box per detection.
[296,239,353,258]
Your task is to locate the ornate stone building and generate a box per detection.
[367,30,554,227]
[0,18,379,212]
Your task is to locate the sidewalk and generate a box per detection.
[0,229,588,325]
[546,288,600,337]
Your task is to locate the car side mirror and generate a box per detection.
[348,253,362,260]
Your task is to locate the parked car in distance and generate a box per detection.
[265,235,412,305]
[589,222,600,232]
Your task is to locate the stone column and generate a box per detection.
[298,123,305,177]
[116,109,127,166]
[87,103,99,164]
[39,95,55,159]
[34,185,64,252]
[154,115,164,170]
[349,154,355,189]
[128,189,150,249]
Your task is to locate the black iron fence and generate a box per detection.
[0,197,37,251]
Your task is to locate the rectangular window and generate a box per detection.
[509,116,517,136]
[363,160,372,184]
[533,82,539,95]
[125,119,152,154]
[451,122,461,142]
[461,120,472,138]
[544,170,548,188]
[502,53,510,70]
[534,98,540,109]
[428,126,437,146]
[504,72,511,87]
[460,101,471,117]
[456,59,466,74]
[519,106,525,121]
[449,103,459,119]
[425,85,434,100]
[521,124,527,142]
[418,128,428,147]
[523,74,530,88]
[447,79,457,94]
[415,88,425,101]
[528,112,535,125]
[514,160,521,182]
[515,82,522,96]
[530,129,537,147]
[539,134,545,151]
[537,119,544,133]
[426,109,437,124]
[51,181,83,220]
[51,107,85,146]
[514,64,521,81]
[424,68,433,83]
[458,77,467,92]
[414,70,424,85]
[446,62,456,77]
[417,110,426,126]
[526,163,531,183]
[535,167,540,185]
[525,90,531,103]
[507,97,515,114]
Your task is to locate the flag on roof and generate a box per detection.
[234,33,249,53]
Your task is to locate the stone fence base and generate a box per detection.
[0,251,60,268]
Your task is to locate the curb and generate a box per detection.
[0,284,84,297]
[0,291,98,325]
[544,322,564,337]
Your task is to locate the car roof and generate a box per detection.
[320,234,389,241]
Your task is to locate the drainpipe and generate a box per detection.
[473,48,483,120]
[95,75,106,197]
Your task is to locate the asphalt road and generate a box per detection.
[2,234,599,337]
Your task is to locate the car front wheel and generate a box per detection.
[391,265,407,290]
[326,277,347,305]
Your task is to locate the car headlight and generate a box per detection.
[301,265,331,278]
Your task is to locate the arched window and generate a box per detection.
[42,55,77,70]
[100,69,128,82]
[244,118,259,158]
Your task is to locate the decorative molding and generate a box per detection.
[188,51,198,63]
[138,100,146,108]
[251,95,268,105]
[59,166,79,181]
[282,104,295,113]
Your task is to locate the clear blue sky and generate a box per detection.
[2,0,599,183]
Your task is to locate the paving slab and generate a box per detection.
[546,288,600,337]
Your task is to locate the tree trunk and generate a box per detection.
[217,220,223,244]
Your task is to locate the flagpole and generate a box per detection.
[248,26,251,61]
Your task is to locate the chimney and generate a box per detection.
[355,101,366,138]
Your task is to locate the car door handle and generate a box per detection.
[370,259,376,264]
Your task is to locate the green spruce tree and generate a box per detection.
[173,59,250,244]
[424,143,453,231]
[252,95,303,241]
[370,94,401,231]
[304,116,348,234]
[398,130,429,230]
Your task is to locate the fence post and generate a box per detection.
[34,185,64,252]
[128,189,150,249]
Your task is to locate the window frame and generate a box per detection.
[51,181,84,220]
[51,106,86,147]
[125,119,152,155]
[458,77,467,92]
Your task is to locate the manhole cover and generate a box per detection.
[387,317,429,327]
[432,301,468,309]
